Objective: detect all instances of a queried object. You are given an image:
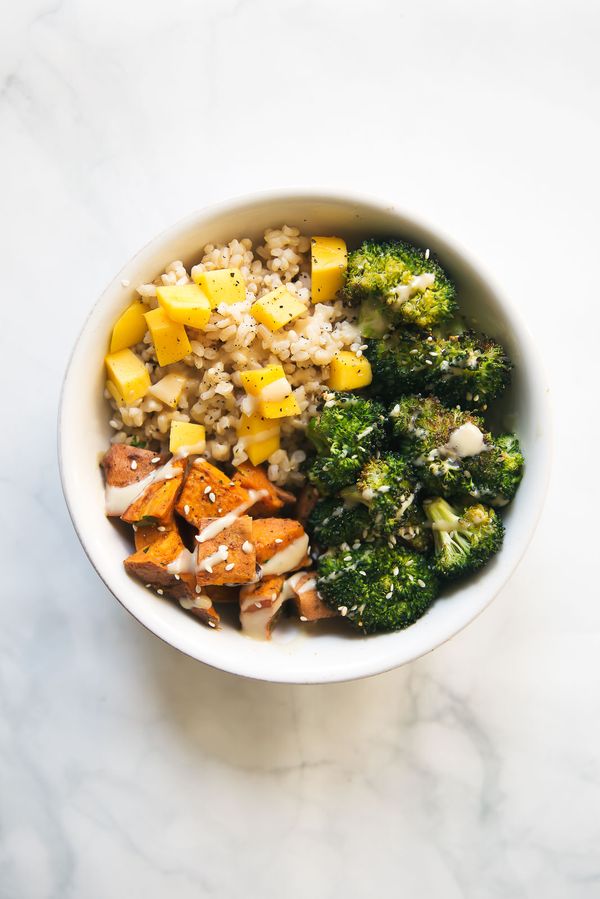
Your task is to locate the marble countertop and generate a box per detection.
[2,1,599,896]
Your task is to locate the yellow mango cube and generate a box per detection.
[144,307,191,367]
[157,284,211,330]
[105,349,151,404]
[237,414,280,466]
[192,268,246,308]
[148,373,187,408]
[311,236,348,303]
[328,351,372,391]
[106,380,126,407]
[169,421,206,455]
[259,392,301,419]
[239,364,286,397]
[251,286,307,331]
[110,301,148,353]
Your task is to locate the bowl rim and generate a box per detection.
[58,188,552,683]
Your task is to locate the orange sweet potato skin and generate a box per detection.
[289,572,337,621]
[102,444,163,488]
[121,459,186,526]
[251,518,307,564]
[176,459,249,527]
[196,515,257,587]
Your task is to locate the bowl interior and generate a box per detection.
[59,193,550,683]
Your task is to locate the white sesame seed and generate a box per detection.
[204,485,212,495]
[208,620,216,628]
[204,563,213,573]
[425,248,430,259]
[300,615,308,622]
[151,456,161,464]
[338,606,348,616]
[184,504,190,515]
[255,602,262,609]
[393,567,399,576]
[242,541,253,554]
[209,492,216,503]
[130,459,138,470]
[157,589,164,595]
[121,278,130,287]
[225,563,234,571]
[275,538,283,544]
[174,574,180,580]
[132,524,138,532]
[385,591,393,599]
[145,583,151,588]
[195,585,202,593]
[417,578,426,587]
[157,526,166,532]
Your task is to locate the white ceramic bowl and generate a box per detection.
[59,190,551,684]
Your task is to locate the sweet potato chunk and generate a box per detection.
[287,571,337,622]
[232,463,295,516]
[295,484,319,527]
[102,444,163,488]
[176,459,250,527]
[196,515,256,587]
[239,575,287,640]
[125,528,219,627]
[251,518,310,573]
[121,458,186,526]
[204,584,239,603]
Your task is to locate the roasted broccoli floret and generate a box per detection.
[317,543,439,633]
[424,497,504,578]
[308,496,373,547]
[390,396,524,505]
[357,296,392,338]
[365,329,511,408]
[345,239,456,329]
[340,453,418,536]
[306,392,387,492]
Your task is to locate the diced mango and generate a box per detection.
[237,414,280,466]
[311,236,348,303]
[169,421,206,455]
[328,351,372,391]
[192,268,246,308]
[250,286,307,331]
[105,349,150,404]
[156,284,211,330]
[259,392,301,419]
[106,380,126,406]
[110,301,148,353]
[148,373,187,408]
[240,364,286,397]
[144,307,191,367]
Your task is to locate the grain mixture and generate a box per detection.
[106,226,361,486]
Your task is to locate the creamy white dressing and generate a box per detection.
[260,377,292,402]
[105,457,185,516]
[442,422,486,459]
[239,583,286,641]
[392,272,436,302]
[198,545,229,573]
[166,548,197,575]
[179,594,213,611]
[196,489,268,543]
[260,534,309,576]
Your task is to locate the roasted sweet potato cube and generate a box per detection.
[239,575,287,640]
[125,529,220,627]
[121,458,186,526]
[102,444,163,488]
[204,584,239,603]
[133,515,177,551]
[176,459,250,527]
[196,515,256,587]
[288,571,337,621]
[232,462,295,516]
[295,484,319,527]
[251,518,309,573]
[125,528,188,588]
